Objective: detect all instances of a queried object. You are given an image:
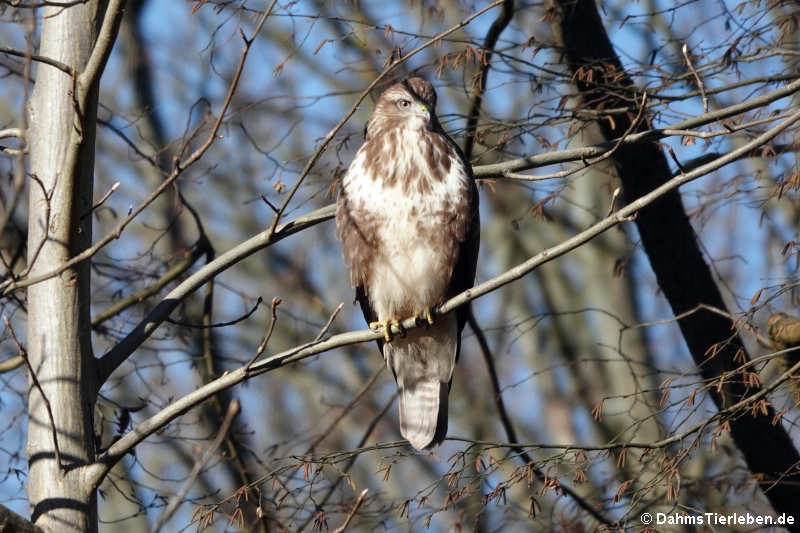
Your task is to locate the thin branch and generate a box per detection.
[77,0,126,102]
[0,503,44,533]
[0,46,75,76]
[332,489,368,533]
[80,181,119,220]
[3,316,62,468]
[262,0,506,241]
[246,297,281,369]
[166,296,263,329]
[91,239,209,328]
[152,399,241,533]
[314,302,344,342]
[682,43,708,114]
[83,108,800,491]
[463,0,515,160]
[473,77,800,178]
[467,311,615,528]
[0,2,278,296]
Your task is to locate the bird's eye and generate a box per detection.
[397,99,411,109]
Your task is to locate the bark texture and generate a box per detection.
[545,0,800,521]
[25,1,103,531]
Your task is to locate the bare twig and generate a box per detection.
[166,296,263,329]
[682,43,708,113]
[80,181,119,220]
[0,46,75,76]
[0,2,278,296]
[474,77,800,178]
[262,0,506,241]
[152,399,241,533]
[82,107,800,490]
[3,316,62,468]
[246,297,281,369]
[463,0,515,160]
[332,489,368,533]
[314,303,344,342]
[467,311,616,528]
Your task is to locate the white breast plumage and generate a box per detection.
[341,132,467,321]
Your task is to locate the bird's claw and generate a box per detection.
[414,307,435,327]
[370,317,404,342]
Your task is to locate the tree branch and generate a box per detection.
[3,316,62,469]
[82,107,800,490]
[0,46,75,76]
[473,76,800,178]
[462,0,515,160]
[0,504,44,533]
[262,0,506,240]
[152,399,241,533]
[94,204,336,386]
[0,2,278,296]
[77,0,126,103]
[468,311,616,527]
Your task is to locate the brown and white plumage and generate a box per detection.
[336,78,479,450]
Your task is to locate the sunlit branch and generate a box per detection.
[94,204,336,385]
[82,107,800,492]
[263,0,507,240]
[0,2,277,296]
[474,77,800,178]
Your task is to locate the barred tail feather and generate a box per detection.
[399,380,449,450]
[384,316,457,450]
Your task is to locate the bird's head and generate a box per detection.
[369,77,440,134]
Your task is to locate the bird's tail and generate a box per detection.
[384,316,457,450]
[399,379,449,450]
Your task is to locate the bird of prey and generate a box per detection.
[336,77,479,450]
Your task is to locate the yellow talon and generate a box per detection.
[370,318,403,342]
[415,307,435,326]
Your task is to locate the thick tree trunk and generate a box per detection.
[25,2,103,531]
[545,0,800,522]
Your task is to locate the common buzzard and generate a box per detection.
[336,77,479,450]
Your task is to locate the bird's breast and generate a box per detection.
[352,187,465,319]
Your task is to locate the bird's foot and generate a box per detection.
[414,307,435,327]
[369,317,404,342]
